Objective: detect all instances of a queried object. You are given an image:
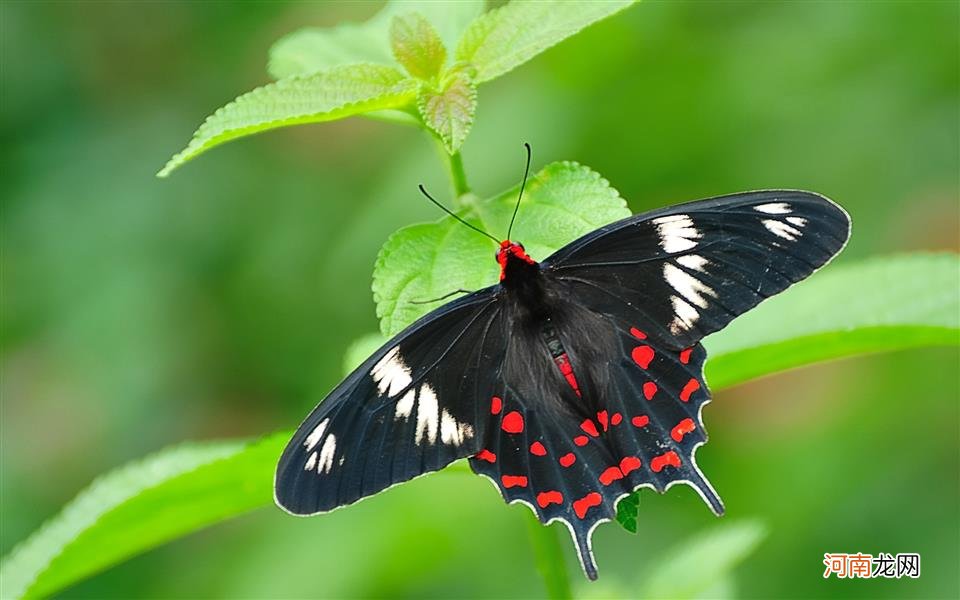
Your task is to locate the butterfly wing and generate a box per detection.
[543,190,851,348]
[274,289,506,515]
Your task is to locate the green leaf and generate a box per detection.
[157,65,418,178]
[343,332,387,375]
[614,493,640,533]
[702,252,960,389]
[0,436,281,599]
[372,161,631,337]
[640,521,767,599]
[456,0,636,83]
[418,71,478,153]
[268,1,485,79]
[6,249,958,595]
[390,12,448,80]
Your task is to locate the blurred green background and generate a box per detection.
[2,1,958,598]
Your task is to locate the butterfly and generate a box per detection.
[274,152,850,579]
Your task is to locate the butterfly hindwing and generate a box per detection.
[274,291,505,515]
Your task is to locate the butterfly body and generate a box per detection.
[275,190,850,580]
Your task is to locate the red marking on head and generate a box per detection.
[491,396,503,415]
[502,411,524,433]
[574,435,589,447]
[643,381,658,400]
[679,378,700,402]
[671,418,696,442]
[580,420,599,437]
[631,415,650,428]
[501,475,528,488]
[496,241,536,281]
[611,412,623,426]
[651,451,681,473]
[597,410,609,431]
[599,466,624,486]
[559,452,576,467]
[620,456,642,475]
[679,348,693,364]
[573,492,603,519]
[630,327,648,340]
[632,345,654,369]
[536,490,564,508]
[475,449,496,463]
[530,441,547,456]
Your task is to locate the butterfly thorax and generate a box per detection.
[497,241,537,283]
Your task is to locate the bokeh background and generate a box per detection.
[2,1,958,598]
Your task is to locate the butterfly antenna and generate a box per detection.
[506,142,532,241]
[418,184,500,244]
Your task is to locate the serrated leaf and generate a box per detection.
[456,0,636,83]
[390,12,448,80]
[0,437,274,599]
[372,161,630,337]
[158,64,418,178]
[269,0,485,79]
[418,71,478,153]
[640,521,767,599]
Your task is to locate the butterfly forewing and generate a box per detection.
[274,291,505,515]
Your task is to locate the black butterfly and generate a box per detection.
[274,164,850,579]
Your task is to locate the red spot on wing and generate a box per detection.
[475,449,496,463]
[631,415,650,428]
[536,490,564,508]
[573,492,603,519]
[597,410,609,431]
[491,396,503,415]
[630,327,647,339]
[671,418,696,442]
[580,420,599,437]
[559,452,577,467]
[599,466,624,486]
[651,451,681,473]
[611,412,623,426]
[632,345,655,369]
[530,441,547,456]
[620,456,642,475]
[643,381,658,400]
[501,475,528,488]
[680,378,700,402]
[574,435,589,447]
[679,348,693,364]
[502,411,524,433]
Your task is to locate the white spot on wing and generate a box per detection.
[317,434,337,474]
[371,346,412,397]
[664,263,715,309]
[395,389,415,420]
[763,219,802,241]
[676,254,708,272]
[415,384,439,445]
[652,214,700,253]
[304,418,329,452]
[304,452,317,471]
[670,295,699,334]
[754,202,792,214]
[440,410,474,447]
[786,216,807,227]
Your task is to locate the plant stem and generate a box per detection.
[445,150,470,202]
[524,511,574,600]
